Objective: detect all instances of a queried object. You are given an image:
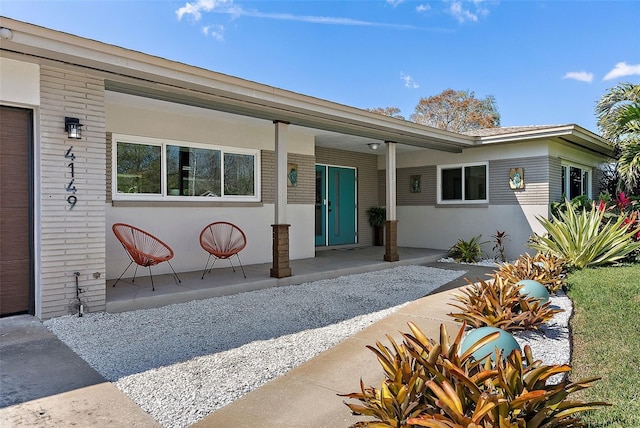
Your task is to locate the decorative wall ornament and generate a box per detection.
[509,168,524,189]
[287,163,298,187]
[410,175,421,193]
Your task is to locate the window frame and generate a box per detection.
[437,161,489,204]
[561,162,592,200]
[112,134,261,202]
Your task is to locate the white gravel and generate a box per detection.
[44,265,463,428]
[44,264,571,427]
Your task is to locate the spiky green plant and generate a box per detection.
[447,275,563,332]
[495,253,566,293]
[529,201,640,269]
[341,322,609,428]
[447,235,487,263]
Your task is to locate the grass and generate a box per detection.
[566,264,640,427]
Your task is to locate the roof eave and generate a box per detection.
[0,16,474,153]
[473,124,614,157]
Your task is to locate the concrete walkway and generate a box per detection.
[0,262,495,427]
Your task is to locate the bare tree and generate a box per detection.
[410,89,500,133]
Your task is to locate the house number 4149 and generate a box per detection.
[65,146,77,209]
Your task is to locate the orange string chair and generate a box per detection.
[199,221,247,279]
[112,223,181,291]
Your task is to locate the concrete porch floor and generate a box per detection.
[106,246,447,313]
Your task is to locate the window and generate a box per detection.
[113,135,259,201]
[561,164,591,199]
[438,162,488,203]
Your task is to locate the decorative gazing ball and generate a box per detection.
[460,326,521,362]
[517,279,550,304]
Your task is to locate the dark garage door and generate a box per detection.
[0,106,33,316]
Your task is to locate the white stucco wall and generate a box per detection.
[389,141,549,169]
[0,57,40,106]
[397,204,548,260]
[105,204,315,278]
[104,92,317,279]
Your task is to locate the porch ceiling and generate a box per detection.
[105,80,470,153]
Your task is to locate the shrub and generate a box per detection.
[341,322,608,428]
[366,206,386,228]
[447,275,563,332]
[529,199,640,269]
[494,253,566,293]
[551,194,591,217]
[490,230,509,262]
[447,235,487,263]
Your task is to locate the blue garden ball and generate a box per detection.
[460,327,521,362]
[517,279,549,304]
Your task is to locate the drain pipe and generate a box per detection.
[74,272,84,317]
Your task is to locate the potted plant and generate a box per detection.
[366,206,386,246]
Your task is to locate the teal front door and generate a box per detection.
[315,165,357,246]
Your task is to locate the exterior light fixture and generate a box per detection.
[367,142,380,150]
[65,117,83,139]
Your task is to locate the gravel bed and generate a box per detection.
[44,265,571,427]
[44,265,463,428]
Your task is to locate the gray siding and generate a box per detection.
[592,166,605,197]
[549,157,563,204]
[489,156,550,205]
[380,156,554,207]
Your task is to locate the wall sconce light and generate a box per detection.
[65,117,83,139]
[367,142,380,150]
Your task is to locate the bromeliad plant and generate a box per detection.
[341,322,609,428]
[529,199,640,269]
[447,275,563,332]
[447,235,487,263]
[494,253,566,293]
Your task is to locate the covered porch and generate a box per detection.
[105,247,448,313]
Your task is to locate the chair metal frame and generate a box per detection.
[112,223,181,291]
[199,221,247,279]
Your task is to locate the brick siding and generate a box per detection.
[39,66,106,318]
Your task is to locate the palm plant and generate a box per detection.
[596,82,640,193]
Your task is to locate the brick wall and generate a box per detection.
[39,66,106,318]
[261,151,315,204]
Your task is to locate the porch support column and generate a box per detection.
[271,120,292,278]
[384,141,399,262]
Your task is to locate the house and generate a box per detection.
[0,17,613,319]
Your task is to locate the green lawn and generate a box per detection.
[566,264,640,427]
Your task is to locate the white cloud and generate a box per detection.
[387,0,405,6]
[562,71,594,83]
[202,24,225,41]
[447,0,491,23]
[176,0,417,29]
[603,62,640,81]
[416,4,431,13]
[401,73,419,89]
[176,0,232,21]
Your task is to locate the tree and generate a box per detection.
[365,106,405,121]
[596,82,640,193]
[410,89,500,133]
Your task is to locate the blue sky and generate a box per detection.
[2,0,639,133]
